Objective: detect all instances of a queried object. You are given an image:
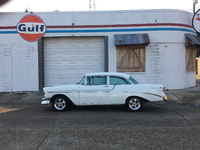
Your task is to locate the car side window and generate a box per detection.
[110,76,130,85]
[87,76,107,85]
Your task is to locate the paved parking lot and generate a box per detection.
[0,81,200,150]
[0,102,200,150]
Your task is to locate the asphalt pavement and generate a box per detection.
[0,80,200,107]
[0,81,200,150]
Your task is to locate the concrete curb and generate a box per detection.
[164,81,200,107]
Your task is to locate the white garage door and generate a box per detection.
[44,37,105,87]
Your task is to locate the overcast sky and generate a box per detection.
[0,0,198,13]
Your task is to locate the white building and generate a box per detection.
[0,9,199,91]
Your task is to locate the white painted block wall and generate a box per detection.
[0,9,196,90]
[0,34,38,92]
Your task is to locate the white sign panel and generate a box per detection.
[193,9,200,33]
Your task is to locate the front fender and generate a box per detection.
[49,92,79,105]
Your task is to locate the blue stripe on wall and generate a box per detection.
[0,31,18,34]
[45,28,196,34]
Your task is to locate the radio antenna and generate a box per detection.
[25,4,30,12]
[89,0,96,11]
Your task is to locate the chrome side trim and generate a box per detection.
[79,90,109,93]
[141,92,163,98]
[48,90,78,93]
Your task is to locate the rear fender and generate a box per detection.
[125,96,150,104]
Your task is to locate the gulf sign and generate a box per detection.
[17,14,46,42]
[192,9,200,34]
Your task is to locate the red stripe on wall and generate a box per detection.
[0,23,193,30]
[46,23,193,29]
[0,26,16,29]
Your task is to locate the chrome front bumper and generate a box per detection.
[41,98,51,105]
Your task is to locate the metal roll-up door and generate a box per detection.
[44,37,105,87]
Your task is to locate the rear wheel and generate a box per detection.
[52,96,69,111]
[126,97,143,112]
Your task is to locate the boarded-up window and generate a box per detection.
[186,46,196,72]
[117,45,145,72]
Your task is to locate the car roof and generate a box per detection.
[85,72,130,79]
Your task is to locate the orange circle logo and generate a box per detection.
[17,14,46,42]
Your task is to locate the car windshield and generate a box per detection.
[78,76,85,85]
[129,76,139,84]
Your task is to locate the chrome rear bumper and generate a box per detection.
[163,96,168,101]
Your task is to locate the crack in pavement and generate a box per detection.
[171,108,197,127]
[35,112,71,150]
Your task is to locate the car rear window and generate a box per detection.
[129,76,139,84]
[110,76,131,85]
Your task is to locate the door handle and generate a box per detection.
[103,85,108,87]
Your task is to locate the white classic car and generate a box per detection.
[42,72,167,112]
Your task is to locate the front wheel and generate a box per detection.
[126,97,143,112]
[52,96,69,111]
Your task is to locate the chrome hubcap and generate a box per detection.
[54,98,66,110]
[129,98,141,110]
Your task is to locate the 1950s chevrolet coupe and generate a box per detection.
[42,72,167,112]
